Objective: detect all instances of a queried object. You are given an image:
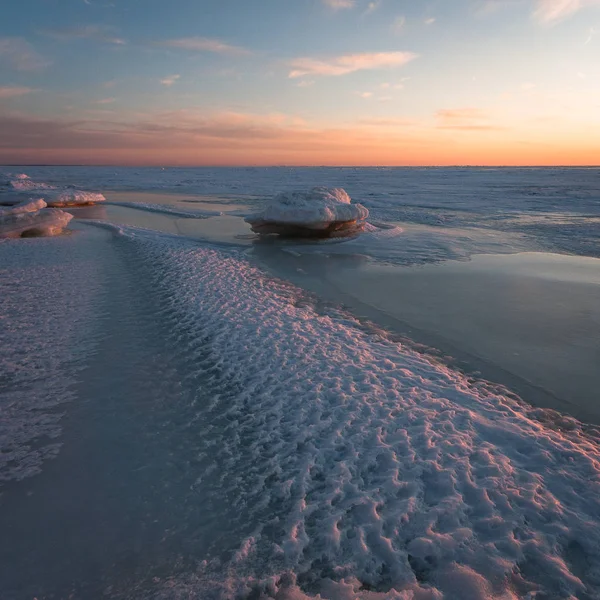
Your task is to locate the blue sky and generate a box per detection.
[0,0,599,165]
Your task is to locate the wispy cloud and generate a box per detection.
[0,37,51,71]
[323,0,355,10]
[45,25,126,44]
[363,1,382,15]
[288,51,417,78]
[392,15,407,33]
[159,37,250,56]
[436,108,504,130]
[160,74,180,86]
[0,86,35,99]
[425,17,436,24]
[94,97,116,104]
[584,25,596,43]
[479,0,600,24]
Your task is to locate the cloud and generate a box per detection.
[0,109,436,166]
[0,86,35,99]
[160,74,180,86]
[392,15,407,33]
[533,0,600,23]
[425,17,436,24]
[584,26,596,43]
[436,108,505,130]
[0,37,51,71]
[363,1,382,15]
[45,25,126,44]
[94,97,116,104]
[478,0,600,23]
[159,37,250,56]
[323,0,355,10]
[288,51,417,78]
[295,80,315,87]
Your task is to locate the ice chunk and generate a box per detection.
[0,172,105,206]
[0,172,56,191]
[245,187,369,237]
[0,199,73,238]
[44,190,106,207]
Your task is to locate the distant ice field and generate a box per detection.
[6,165,599,261]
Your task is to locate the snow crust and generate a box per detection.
[108,225,600,599]
[0,199,73,238]
[245,187,369,231]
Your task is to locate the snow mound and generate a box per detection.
[0,199,73,238]
[245,187,369,236]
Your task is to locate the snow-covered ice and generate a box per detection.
[94,225,600,599]
[246,187,369,236]
[0,199,73,238]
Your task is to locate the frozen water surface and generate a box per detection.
[1,167,600,599]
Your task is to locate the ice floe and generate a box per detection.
[0,199,73,238]
[245,187,369,237]
[0,172,106,207]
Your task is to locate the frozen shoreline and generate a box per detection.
[255,249,600,425]
[85,190,600,425]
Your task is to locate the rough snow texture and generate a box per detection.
[245,187,369,232]
[109,226,600,600]
[0,232,103,483]
[0,199,73,238]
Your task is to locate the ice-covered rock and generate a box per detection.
[0,199,73,238]
[245,187,369,237]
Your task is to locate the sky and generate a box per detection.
[0,0,599,166]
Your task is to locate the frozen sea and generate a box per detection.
[1,167,600,600]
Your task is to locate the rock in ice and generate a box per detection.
[245,187,369,237]
[0,199,73,238]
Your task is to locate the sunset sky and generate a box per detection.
[0,0,599,165]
